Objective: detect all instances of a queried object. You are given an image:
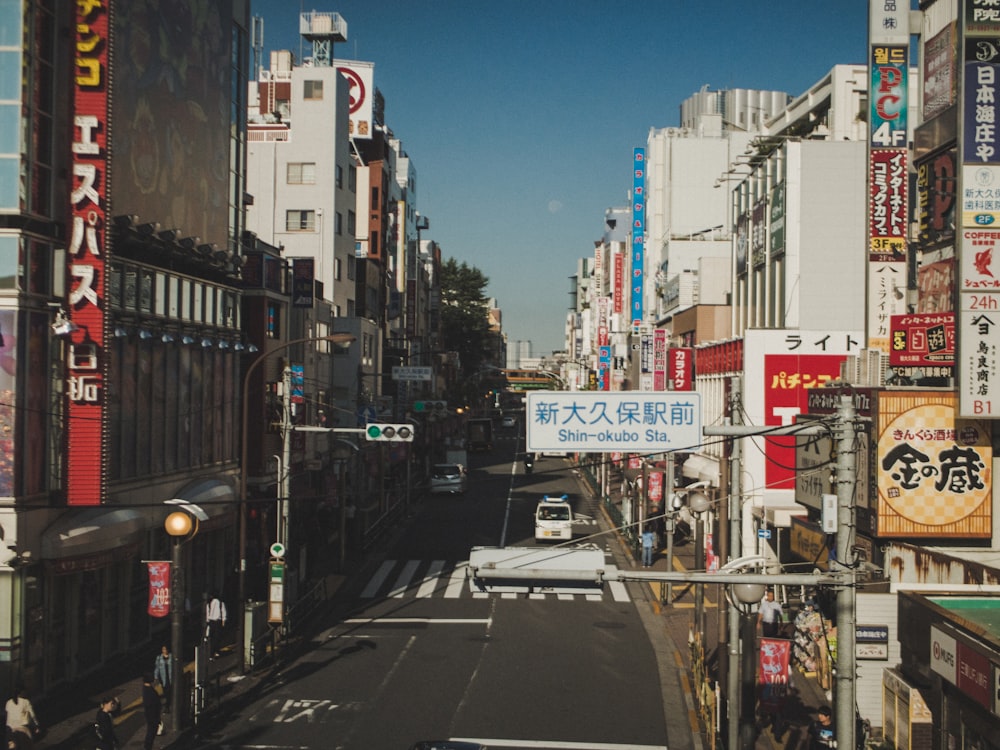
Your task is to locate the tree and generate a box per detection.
[439,258,492,403]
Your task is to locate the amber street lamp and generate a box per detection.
[164,510,197,733]
[236,333,355,671]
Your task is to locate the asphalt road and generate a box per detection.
[188,434,694,750]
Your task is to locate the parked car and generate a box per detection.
[429,463,467,494]
[500,414,516,428]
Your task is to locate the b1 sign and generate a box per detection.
[526,391,701,454]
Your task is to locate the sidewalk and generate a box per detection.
[601,494,831,750]
[37,642,248,750]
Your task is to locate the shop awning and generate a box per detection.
[681,454,720,484]
[42,507,152,559]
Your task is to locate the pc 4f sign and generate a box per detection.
[526,391,701,454]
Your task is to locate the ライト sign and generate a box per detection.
[525,391,701,454]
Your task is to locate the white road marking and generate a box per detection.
[444,562,467,598]
[389,559,420,597]
[343,617,491,625]
[360,560,394,598]
[452,739,668,749]
[609,579,630,602]
[415,559,446,597]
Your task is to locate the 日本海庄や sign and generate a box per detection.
[525,391,702,454]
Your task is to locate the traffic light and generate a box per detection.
[365,423,414,442]
[413,400,447,414]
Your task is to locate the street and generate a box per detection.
[188,435,691,749]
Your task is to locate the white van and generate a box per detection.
[534,494,573,542]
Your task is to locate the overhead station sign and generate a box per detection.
[526,391,701,454]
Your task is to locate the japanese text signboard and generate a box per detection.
[631,148,645,329]
[68,0,111,506]
[525,391,701,454]
[889,312,955,367]
[877,391,992,538]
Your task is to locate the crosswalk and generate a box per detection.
[359,558,632,603]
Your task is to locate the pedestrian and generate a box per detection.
[641,525,655,567]
[153,644,173,713]
[758,589,784,637]
[807,705,837,748]
[94,697,118,750]
[4,687,39,750]
[141,673,161,750]
[204,590,227,658]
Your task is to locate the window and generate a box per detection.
[335,164,343,188]
[334,257,342,280]
[286,210,316,231]
[304,80,323,100]
[287,162,316,184]
[371,186,379,210]
[347,255,356,281]
[335,212,342,235]
[347,210,356,236]
[348,165,357,192]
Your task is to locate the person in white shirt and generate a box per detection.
[758,589,784,637]
[5,686,39,749]
[204,591,227,658]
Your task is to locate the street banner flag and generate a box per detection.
[147,561,171,618]
[758,637,791,712]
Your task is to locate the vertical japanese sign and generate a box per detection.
[147,561,171,618]
[631,148,645,329]
[69,0,111,506]
[653,329,666,391]
[867,1,910,353]
[668,347,693,391]
[613,248,624,315]
[959,1,1000,416]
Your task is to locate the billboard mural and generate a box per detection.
[111,0,236,251]
[876,391,992,538]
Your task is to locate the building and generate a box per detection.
[0,0,251,695]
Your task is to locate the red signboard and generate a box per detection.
[147,562,171,618]
[889,313,955,366]
[764,354,846,490]
[653,329,666,391]
[758,637,791,712]
[647,471,663,508]
[67,0,111,505]
[957,640,992,710]
[668,347,693,391]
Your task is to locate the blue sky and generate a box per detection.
[252,0,874,355]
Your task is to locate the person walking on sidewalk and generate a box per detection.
[4,687,40,750]
[758,589,784,638]
[153,644,173,713]
[94,697,119,750]
[141,673,162,750]
[807,705,837,748]
[204,591,227,658]
[641,525,655,567]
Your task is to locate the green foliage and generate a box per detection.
[439,258,492,402]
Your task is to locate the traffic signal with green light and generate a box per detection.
[365,423,414,442]
[413,400,447,414]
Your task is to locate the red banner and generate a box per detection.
[147,561,171,618]
[647,471,663,508]
[757,637,791,712]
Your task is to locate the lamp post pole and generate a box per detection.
[237,332,355,672]
[164,511,196,734]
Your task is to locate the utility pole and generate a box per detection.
[700,384,857,750]
[726,380,743,750]
[280,366,292,554]
[834,395,857,750]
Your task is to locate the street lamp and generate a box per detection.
[164,510,197,734]
[237,332,355,671]
[729,580,766,750]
